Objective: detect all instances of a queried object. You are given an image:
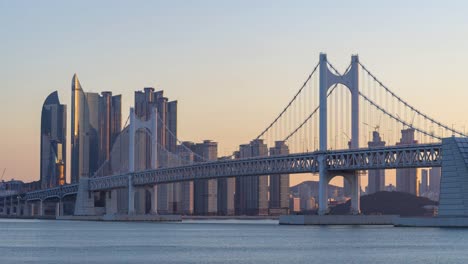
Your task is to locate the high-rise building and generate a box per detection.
[40,91,66,188]
[367,131,386,194]
[235,139,269,216]
[420,169,429,197]
[269,141,290,215]
[190,140,218,215]
[217,156,236,216]
[98,92,122,166]
[71,75,122,183]
[396,128,419,195]
[71,74,90,183]
[176,143,195,215]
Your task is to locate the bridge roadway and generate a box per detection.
[3,143,441,202]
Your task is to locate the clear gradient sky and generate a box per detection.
[1,1,468,186]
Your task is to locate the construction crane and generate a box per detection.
[363,115,382,132]
[1,168,5,181]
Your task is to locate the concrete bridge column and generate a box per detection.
[105,190,118,215]
[60,199,64,216]
[9,197,13,216]
[128,175,135,215]
[55,199,64,217]
[16,197,21,216]
[150,185,158,215]
[2,197,6,215]
[30,203,35,217]
[350,172,361,215]
[318,154,329,215]
[39,200,44,217]
[55,202,60,218]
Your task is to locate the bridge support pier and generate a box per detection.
[74,177,96,216]
[55,199,63,217]
[10,197,13,216]
[318,154,329,215]
[128,175,135,215]
[2,197,6,215]
[55,202,60,218]
[350,172,361,215]
[150,185,158,215]
[39,200,44,217]
[30,203,35,217]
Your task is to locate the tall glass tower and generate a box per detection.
[40,91,66,188]
[71,74,122,183]
[71,74,90,183]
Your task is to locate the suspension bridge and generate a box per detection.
[1,53,467,222]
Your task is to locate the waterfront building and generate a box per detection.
[176,144,195,215]
[98,92,122,166]
[269,141,290,215]
[189,140,218,215]
[217,156,236,216]
[367,131,386,194]
[40,91,67,188]
[235,139,269,216]
[71,75,122,183]
[396,128,419,195]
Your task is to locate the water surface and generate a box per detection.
[0,219,467,263]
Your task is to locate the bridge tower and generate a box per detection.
[127,107,158,215]
[318,53,360,215]
[74,107,159,216]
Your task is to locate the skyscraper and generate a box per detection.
[217,155,236,216]
[191,140,218,215]
[367,131,386,194]
[269,141,290,215]
[71,75,122,183]
[235,139,269,216]
[98,92,122,166]
[217,176,235,216]
[396,128,419,195]
[71,74,90,183]
[176,144,195,215]
[40,91,66,189]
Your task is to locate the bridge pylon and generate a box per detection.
[318,53,361,215]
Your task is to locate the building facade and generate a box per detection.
[71,75,122,183]
[396,128,419,195]
[190,140,218,215]
[367,131,386,194]
[40,91,67,189]
[235,139,269,216]
[269,141,290,215]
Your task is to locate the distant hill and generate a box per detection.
[330,191,438,216]
[290,180,343,197]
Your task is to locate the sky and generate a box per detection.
[1,0,468,187]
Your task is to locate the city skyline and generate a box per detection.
[2,1,468,187]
